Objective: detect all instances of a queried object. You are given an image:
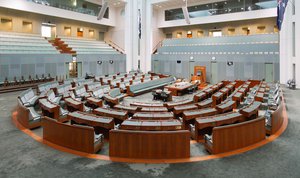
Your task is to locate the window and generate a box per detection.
[22,21,33,33]
[0,18,12,31]
[242,27,250,35]
[228,28,235,35]
[197,31,204,37]
[257,26,266,34]
[187,31,192,38]
[211,31,222,37]
[64,27,71,36]
[176,32,182,38]
[89,29,95,38]
[77,27,83,37]
[41,26,51,38]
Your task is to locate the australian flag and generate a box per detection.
[277,0,289,30]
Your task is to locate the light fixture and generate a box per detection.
[97,61,102,65]
[109,60,114,64]
[72,56,77,63]
[227,61,234,66]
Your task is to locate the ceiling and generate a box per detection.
[152,0,227,10]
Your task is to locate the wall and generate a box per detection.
[163,18,277,38]
[280,0,300,88]
[104,7,126,49]
[0,7,108,39]
[152,54,279,82]
[0,54,126,81]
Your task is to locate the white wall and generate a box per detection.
[105,6,125,49]
[280,0,299,88]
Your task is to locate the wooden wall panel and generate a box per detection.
[109,130,190,159]
[212,117,266,154]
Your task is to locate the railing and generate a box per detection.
[106,40,125,54]
[152,40,163,54]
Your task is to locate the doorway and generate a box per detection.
[41,23,56,39]
[211,62,218,84]
[189,60,195,80]
[293,63,296,81]
[66,62,82,78]
[99,32,105,41]
[153,60,160,73]
[265,63,274,82]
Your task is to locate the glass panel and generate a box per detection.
[26,0,109,18]
[165,0,277,21]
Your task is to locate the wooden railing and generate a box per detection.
[152,40,163,54]
[106,40,125,54]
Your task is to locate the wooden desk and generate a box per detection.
[165,99,194,110]
[203,88,213,98]
[173,104,198,117]
[239,101,261,119]
[132,112,174,120]
[216,100,236,113]
[93,107,128,124]
[120,119,182,131]
[194,112,244,141]
[232,92,244,106]
[182,108,218,129]
[86,97,103,109]
[39,98,60,121]
[225,84,235,94]
[193,92,207,102]
[114,104,138,116]
[68,111,114,138]
[219,87,229,100]
[212,92,223,107]
[196,98,212,109]
[140,107,168,112]
[165,82,193,96]
[238,88,247,95]
[130,102,164,108]
[64,97,84,112]
[255,92,264,102]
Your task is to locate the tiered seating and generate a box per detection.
[38,81,59,96]
[0,32,59,54]
[59,37,120,54]
[55,84,72,98]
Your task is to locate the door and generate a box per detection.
[153,60,160,73]
[189,61,195,80]
[211,62,218,84]
[65,62,70,79]
[293,63,296,81]
[99,32,105,41]
[77,62,82,78]
[265,63,274,82]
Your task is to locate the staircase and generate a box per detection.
[49,38,76,54]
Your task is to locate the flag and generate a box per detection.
[277,0,289,30]
[138,9,141,39]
